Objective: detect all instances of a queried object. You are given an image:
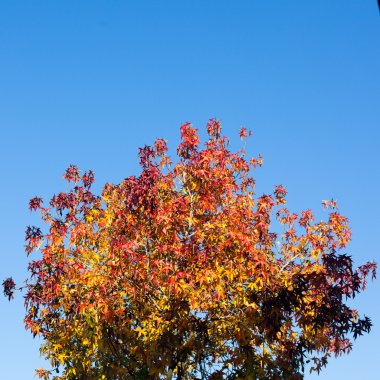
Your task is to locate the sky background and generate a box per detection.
[0,1,379,378]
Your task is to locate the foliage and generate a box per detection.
[4,120,376,379]
[2,277,16,301]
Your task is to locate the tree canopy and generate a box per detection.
[3,120,376,379]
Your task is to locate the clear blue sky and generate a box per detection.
[0,1,379,378]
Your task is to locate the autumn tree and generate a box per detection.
[3,120,376,380]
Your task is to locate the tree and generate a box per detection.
[3,120,376,380]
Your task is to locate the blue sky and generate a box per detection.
[0,1,379,378]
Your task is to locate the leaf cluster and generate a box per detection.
[4,120,376,380]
